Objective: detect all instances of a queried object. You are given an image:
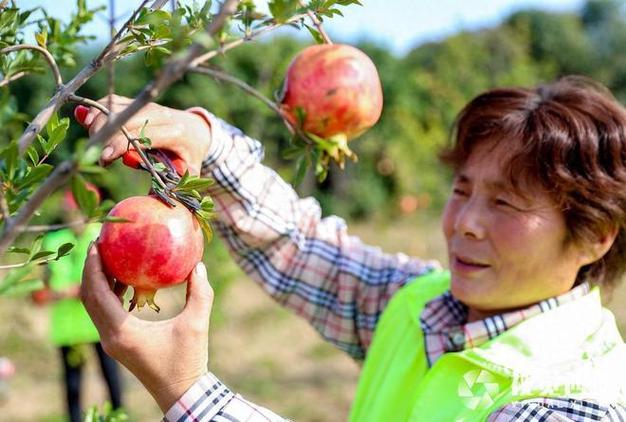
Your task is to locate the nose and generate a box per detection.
[454,197,486,240]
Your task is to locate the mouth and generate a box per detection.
[452,255,491,272]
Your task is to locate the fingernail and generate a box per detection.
[74,105,89,124]
[194,262,206,275]
[84,111,95,126]
[101,146,114,161]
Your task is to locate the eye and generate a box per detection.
[452,187,468,197]
[494,197,519,210]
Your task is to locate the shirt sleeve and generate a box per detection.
[487,398,626,421]
[189,107,440,360]
[164,373,289,422]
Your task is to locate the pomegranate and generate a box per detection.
[97,195,204,311]
[280,44,383,141]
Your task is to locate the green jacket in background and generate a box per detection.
[44,224,101,347]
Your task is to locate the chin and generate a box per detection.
[449,273,492,308]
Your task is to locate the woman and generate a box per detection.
[80,76,626,421]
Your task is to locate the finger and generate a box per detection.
[181,262,214,318]
[97,123,187,167]
[81,243,130,330]
[74,105,90,128]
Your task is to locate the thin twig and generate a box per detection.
[190,13,309,67]
[17,219,91,233]
[15,0,170,155]
[107,0,116,113]
[67,94,170,192]
[189,66,283,115]
[0,189,9,222]
[0,161,76,253]
[299,1,332,44]
[93,0,155,66]
[87,0,240,153]
[0,71,27,88]
[0,255,64,270]
[188,65,317,147]
[0,44,63,87]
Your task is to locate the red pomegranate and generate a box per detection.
[97,195,204,311]
[280,44,383,141]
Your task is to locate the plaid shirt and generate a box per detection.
[164,110,626,422]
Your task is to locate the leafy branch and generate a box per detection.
[0,44,63,87]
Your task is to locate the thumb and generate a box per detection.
[182,262,213,317]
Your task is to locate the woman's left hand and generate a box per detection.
[80,243,214,412]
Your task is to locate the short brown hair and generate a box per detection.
[441,76,626,291]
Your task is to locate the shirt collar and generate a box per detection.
[419,282,591,367]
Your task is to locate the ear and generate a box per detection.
[578,226,619,266]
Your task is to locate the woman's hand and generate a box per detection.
[80,244,213,412]
[77,95,213,175]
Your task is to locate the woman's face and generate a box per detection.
[442,144,589,317]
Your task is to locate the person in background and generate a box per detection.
[32,185,123,422]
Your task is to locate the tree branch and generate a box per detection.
[189,13,309,67]
[189,65,283,115]
[86,0,240,152]
[0,161,76,254]
[188,65,318,148]
[15,0,170,155]
[17,219,91,233]
[0,71,27,88]
[0,44,63,87]
[0,189,10,222]
[67,95,170,193]
[300,1,332,44]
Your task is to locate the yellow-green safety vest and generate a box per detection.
[349,270,626,421]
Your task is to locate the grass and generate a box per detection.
[1,212,625,421]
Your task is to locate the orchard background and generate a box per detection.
[1,0,626,420]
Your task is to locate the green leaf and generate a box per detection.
[293,154,308,186]
[16,164,52,190]
[27,234,44,262]
[197,216,213,242]
[200,196,214,211]
[1,141,19,180]
[294,106,307,128]
[8,247,30,255]
[55,242,74,260]
[30,250,56,262]
[71,175,97,217]
[282,145,304,160]
[268,0,299,22]
[26,145,39,165]
[304,24,324,44]
[177,177,214,192]
[138,120,152,147]
[45,119,69,154]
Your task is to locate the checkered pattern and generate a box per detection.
[163,110,626,421]
[420,283,591,366]
[192,107,440,360]
[488,398,626,421]
[164,373,286,422]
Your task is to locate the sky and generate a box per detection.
[19,0,586,56]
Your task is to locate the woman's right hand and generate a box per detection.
[75,95,213,176]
